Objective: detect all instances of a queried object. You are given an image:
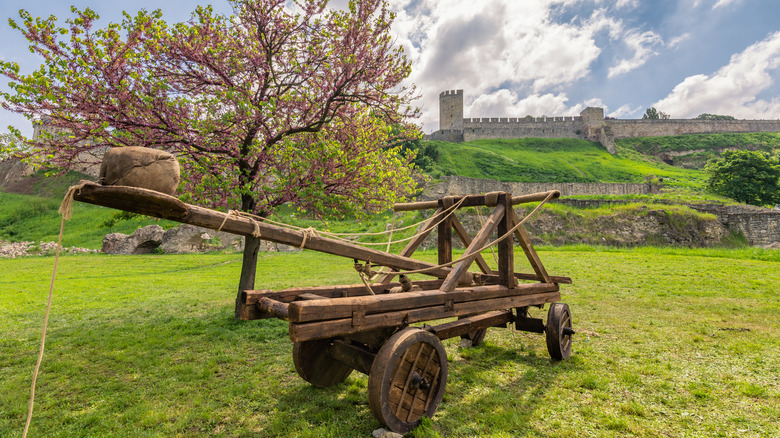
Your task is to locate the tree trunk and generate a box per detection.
[236,234,262,319]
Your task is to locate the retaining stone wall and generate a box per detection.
[421,176,657,200]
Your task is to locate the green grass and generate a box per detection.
[0,191,181,249]
[2,248,778,437]
[427,138,706,188]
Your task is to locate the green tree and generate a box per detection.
[1,0,420,316]
[696,114,736,120]
[705,150,780,206]
[642,107,670,120]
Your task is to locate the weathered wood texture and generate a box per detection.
[72,183,453,277]
[289,288,561,342]
[425,310,513,340]
[439,203,504,292]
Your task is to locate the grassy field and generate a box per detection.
[2,248,778,437]
[427,138,706,188]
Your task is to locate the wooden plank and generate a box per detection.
[243,279,446,305]
[393,191,561,212]
[378,208,444,284]
[289,290,561,342]
[481,273,572,284]
[425,310,513,340]
[509,208,551,283]
[450,216,493,275]
[73,184,454,278]
[439,203,504,292]
[497,193,516,288]
[438,197,453,267]
[288,283,559,323]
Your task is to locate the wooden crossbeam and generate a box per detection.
[439,203,504,292]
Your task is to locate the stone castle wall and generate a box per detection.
[461,116,584,141]
[428,90,780,149]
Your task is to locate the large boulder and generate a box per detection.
[102,225,165,254]
[159,225,217,254]
[99,147,180,195]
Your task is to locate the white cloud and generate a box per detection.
[668,33,691,48]
[466,89,582,118]
[608,29,663,78]
[390,0,649,131]
[713,0,740,9]
[654,31,780,118]
[608,104,642,118]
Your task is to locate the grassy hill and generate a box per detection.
[426,138,707,188]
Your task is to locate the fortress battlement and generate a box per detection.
[427,90,780,153]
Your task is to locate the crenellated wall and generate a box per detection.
[461,116,584,141]
[426,90,780,151]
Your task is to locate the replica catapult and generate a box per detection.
[73,183,574,433]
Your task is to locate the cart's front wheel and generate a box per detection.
[292,339,353,388]
[545,303,574,361]
[368,328,448,433]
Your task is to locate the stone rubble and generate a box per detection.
[0,240,99,258]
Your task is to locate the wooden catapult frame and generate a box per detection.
[73,183,574,433]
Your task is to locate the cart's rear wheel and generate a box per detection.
[292,339,353,388]
[368,328,448,433]
[545,303,574,361]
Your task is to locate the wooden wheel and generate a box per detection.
[545,303,574,361]
[458,315,487,346]
[368,328,448,433]
[292,339,353,388]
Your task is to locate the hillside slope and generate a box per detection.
[426,138,706,188]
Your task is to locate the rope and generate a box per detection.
[24,202,69,437]
[58,182,91,220]
[215,210,261,238]
[298,227,318,249]
[220,197,467,249]
[386,191,555,276]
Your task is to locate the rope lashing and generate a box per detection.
[383,191,556,276]
[215,210,262,238]
[299,227,318,249]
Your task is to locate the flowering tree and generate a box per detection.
[1,0,420,315]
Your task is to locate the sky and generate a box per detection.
[1,0,779,136]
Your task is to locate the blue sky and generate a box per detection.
[2,0,779,135]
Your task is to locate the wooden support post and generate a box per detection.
[497,193,516,289]
[438,197,453,266]
[440,203,504,292]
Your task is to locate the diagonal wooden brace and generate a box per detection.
[440,203,505,292]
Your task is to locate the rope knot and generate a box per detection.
[299,227,318,249]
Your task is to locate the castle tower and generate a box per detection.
[580,107,604,140]
[439,90,464,131]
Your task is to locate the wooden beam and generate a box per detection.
[288,283,552,323]
[289,290,561,342]
[393,191,561,212]
[451,216,493,275]
[73,184,454,278]
[438,197,453,267]
[243,279,447,305]
[440,203,504,292]
[509,209,551,283]
[425,310,513,340]
[497,193,516,288]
